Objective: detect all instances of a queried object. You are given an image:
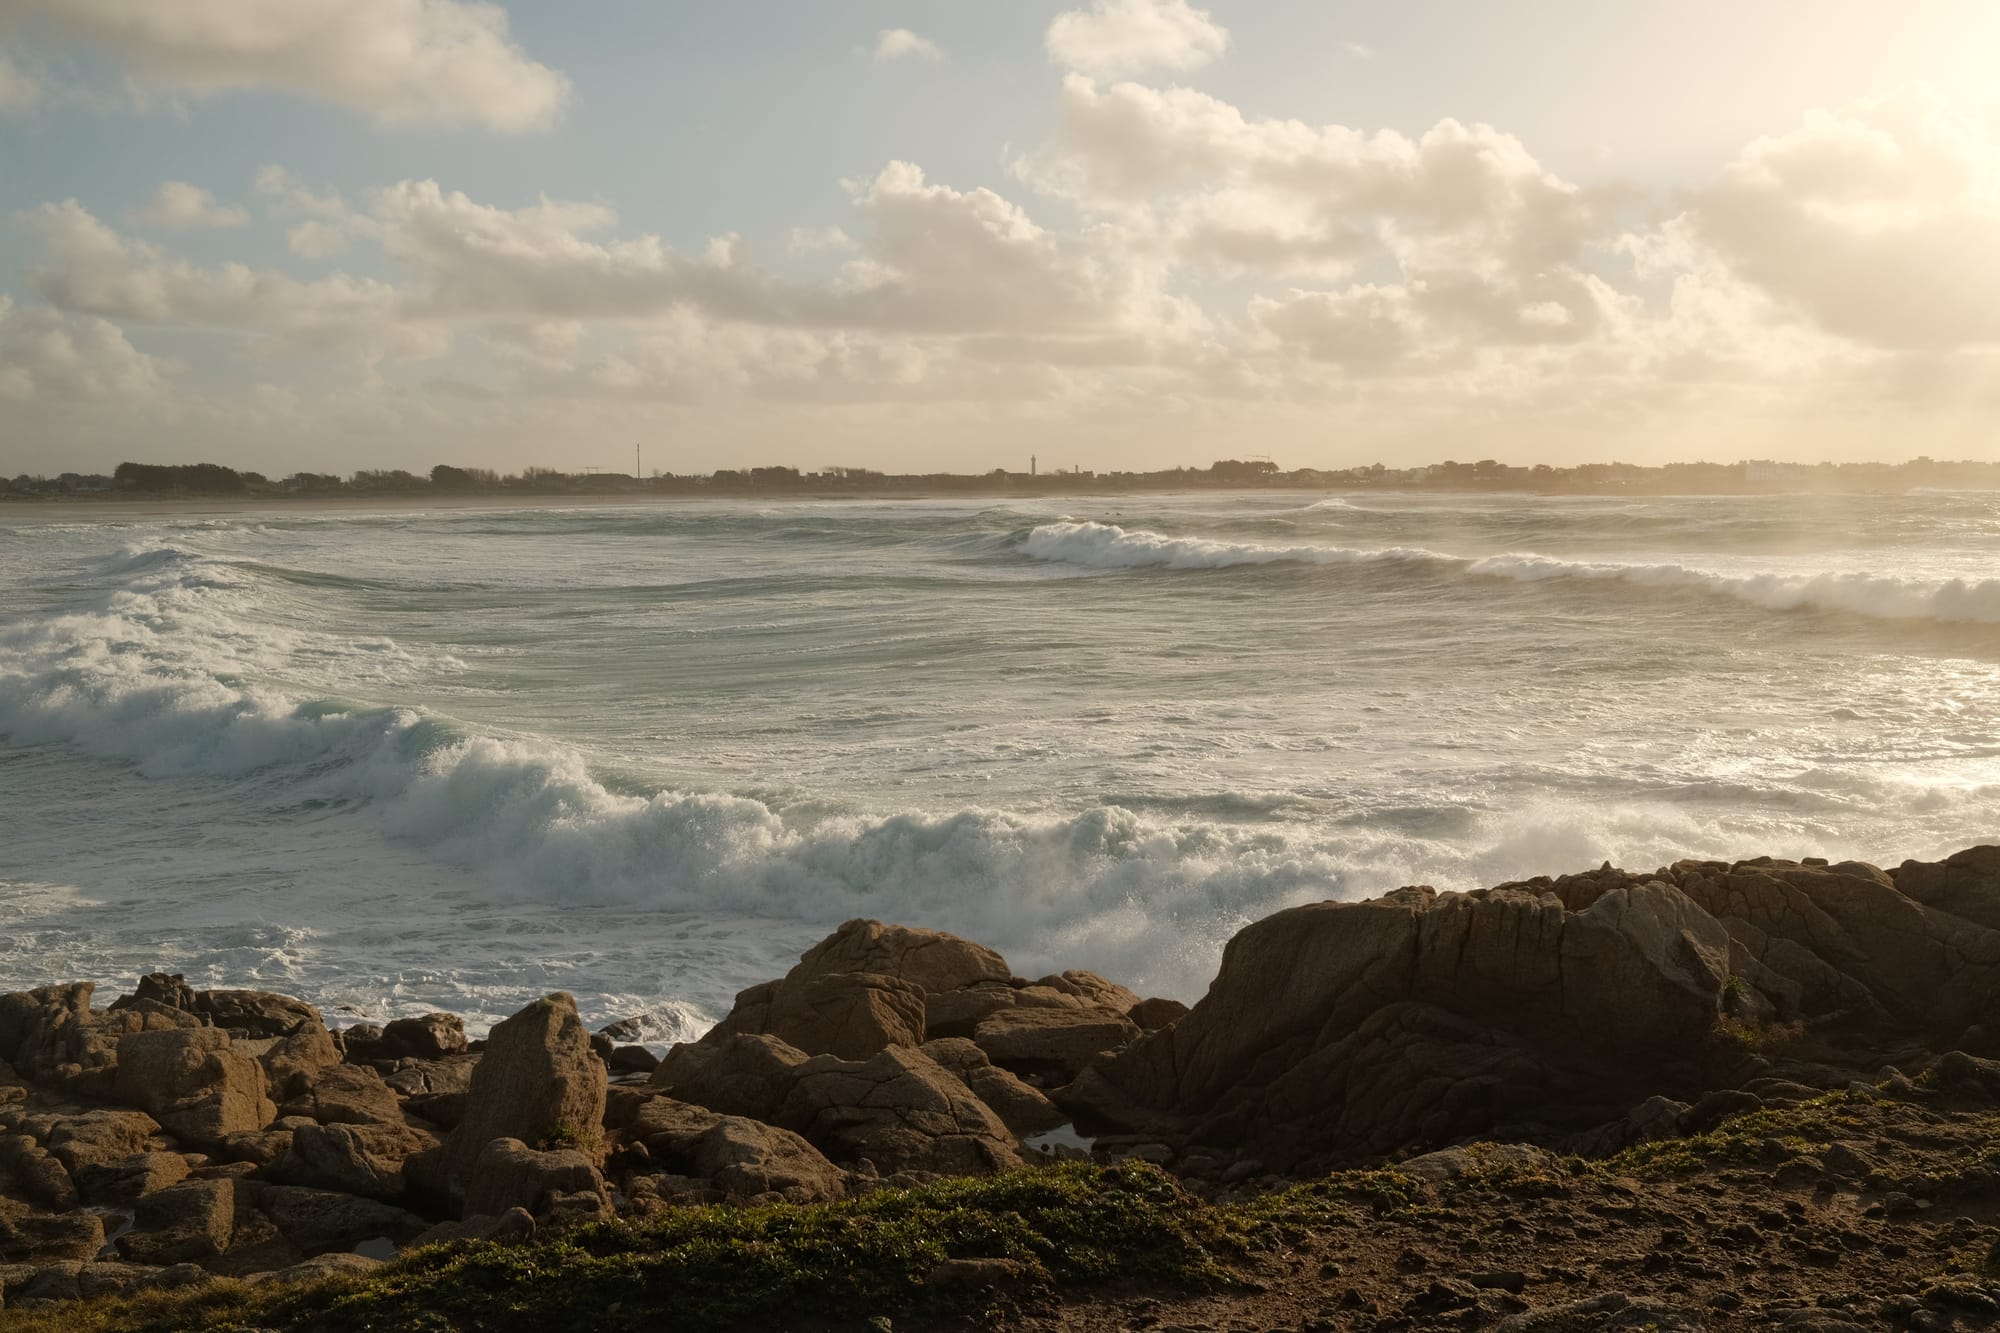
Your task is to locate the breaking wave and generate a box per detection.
[1019,521,2000,625]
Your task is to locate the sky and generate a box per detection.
[2,0,1999,478]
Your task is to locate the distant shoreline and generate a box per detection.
[2,481,1986,517]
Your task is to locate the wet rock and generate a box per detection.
[195,990,326,1040]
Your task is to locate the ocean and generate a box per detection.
[1,491,1995,1040]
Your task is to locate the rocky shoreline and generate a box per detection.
[1,846,1997,1330]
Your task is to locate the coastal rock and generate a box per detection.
[764,972,927,1061]
[384,1055,480,1127]
[255,1026,343,1102]
[776,1045,1023,1176]
[0,984,95,1078]
[621,1095,847,1204]
[0,1200,103,1264]
[270,1122,430,1201]
[381,1013,468,1061]
[194,990,325,1040]
[244,1253,383,1285]
[442,994,605,1206]
[280,1063,405,1128]
[651,1033,810,1119]
[410,1206,535,1249]
[688,920,1008,1056]
[971,1005,1142,1082]
[16,1109,164,1174]
[253,1184,426,1256]
[790,919,1011,995]
[919,1038,1067,1134]
[1076,880,1746,1169]
[114,1027,275,1149]
[71,1151,192,1206]
[1128,997,1190,1031]
[0,1144,76,1212]
[117,1178,235,1264]
[1894,845,2000,931]
[463,1138,611,1222]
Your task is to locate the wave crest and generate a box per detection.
[1018,522,2000,625]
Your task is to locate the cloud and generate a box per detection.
[1674,97,2000,350]
[2,0,569,132]
[0,294,172,403]
[19,199,441,359]
[1343,41,1377,61]
[0,51,42,113]
[1045,0,1227,79]
[788,226,854,255]
[130,181,250,230]
[873,28,943,64]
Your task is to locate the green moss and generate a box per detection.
[1604,1092,1864,1180]
[1,1162,1253,1333]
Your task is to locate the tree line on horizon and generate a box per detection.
[3,455,1996,500]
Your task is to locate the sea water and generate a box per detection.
[1,491,1995,1036]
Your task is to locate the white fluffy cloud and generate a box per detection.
[20,199,441,359]
[1,0,568,132]
[873,29,942,64]
[0,295,171,403]
[130,181,250,230]
[9,69,2000,470]
[1677,98,2000,350]
[1045,0,1227,79]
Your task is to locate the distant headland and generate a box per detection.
[5,455,1999,503]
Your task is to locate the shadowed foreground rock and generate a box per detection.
[0,844,1993,1326]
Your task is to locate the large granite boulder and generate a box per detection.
[1657,853,2000,1034]
[463,1138,611,1223]
[0,984,96,1078]
[1893,845,2000,931]
[117,1178,235,1264]
[114,1028,275,1149]
[251,1185,427,1257]
[269,1121,434,1201]
[775,1045,1023,1176]
[650,1033,810,1118]
[441,994,605,1206]
[618,1095,847,1204]
[1071,879,1748,1171]
[0,1199,104,1264]
[381,1013,468,1061]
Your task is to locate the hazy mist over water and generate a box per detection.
[1,491,1996,1036]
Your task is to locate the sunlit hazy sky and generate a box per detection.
[3,1,1999,476]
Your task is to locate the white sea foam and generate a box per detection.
[1021,521,2000,625]
[2,501,1995,1028]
